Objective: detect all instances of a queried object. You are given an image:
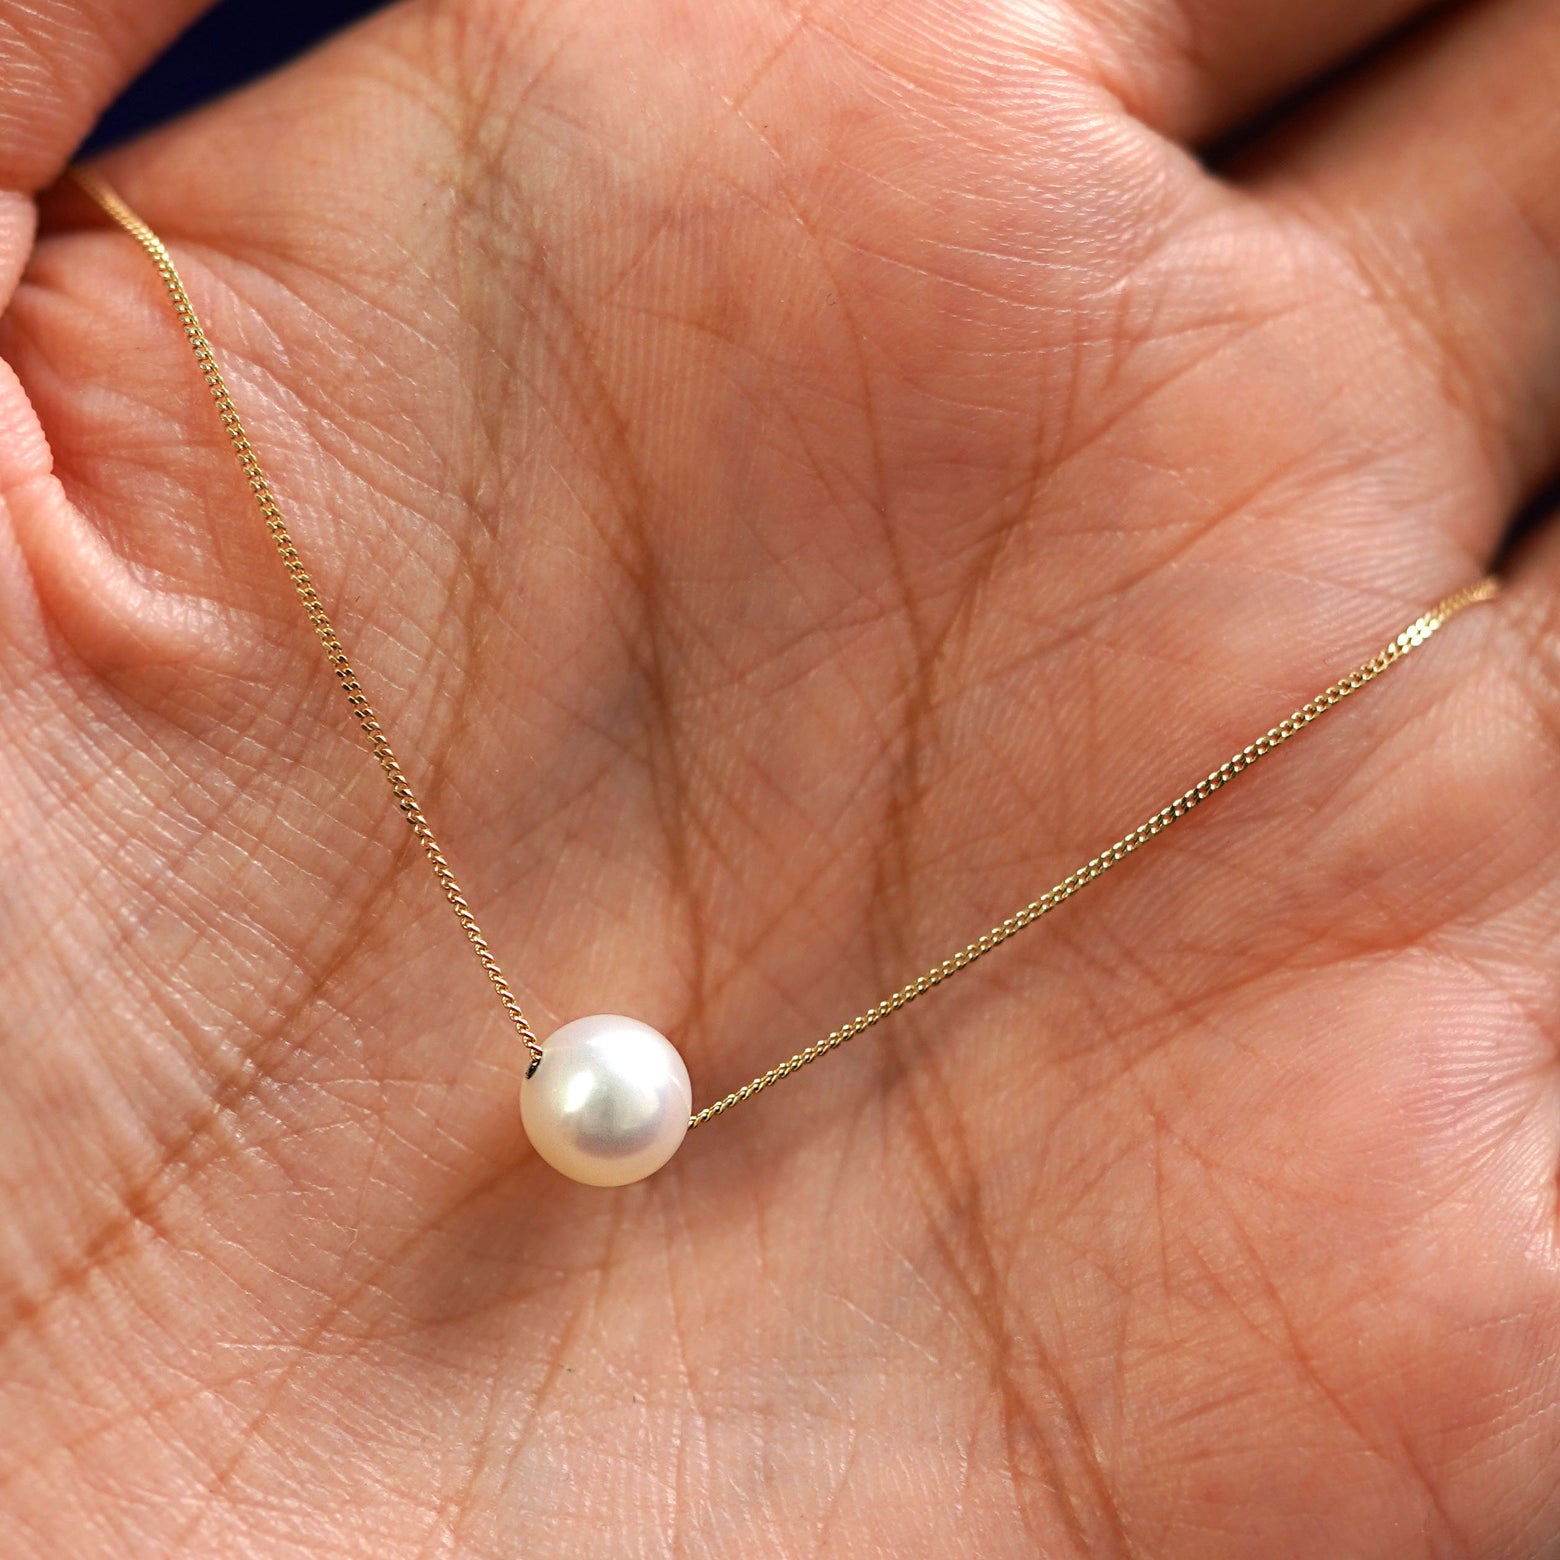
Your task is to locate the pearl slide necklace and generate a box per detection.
[69,168,1500,1187]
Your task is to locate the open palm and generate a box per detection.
[2,0,1559,1553]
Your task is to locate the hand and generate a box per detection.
[2,1,1557,1553]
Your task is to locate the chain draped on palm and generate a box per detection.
[2,0,1559,1555]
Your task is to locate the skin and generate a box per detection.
[0,0,1558,1552]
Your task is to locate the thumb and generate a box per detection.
[0,0,218,341]
[0,1,215,209]
[0,1,217,662]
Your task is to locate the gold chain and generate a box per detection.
[70,169,544,1068]
[71,169,1499,1131]
[687,572,1497,1125]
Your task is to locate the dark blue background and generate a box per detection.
[89,0,386,150]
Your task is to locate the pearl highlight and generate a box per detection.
[520,1015,691,1186]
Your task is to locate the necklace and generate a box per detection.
[70,168,1500,1187]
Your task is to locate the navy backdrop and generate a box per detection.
[89,0,386,149]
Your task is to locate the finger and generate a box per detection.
[1242,0,1560,515]
[1060,0,1444,142]
[1503,495,1560,724]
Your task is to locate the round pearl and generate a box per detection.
[520,1015,691,1187]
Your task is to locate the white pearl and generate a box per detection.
[520,1015,691,1187]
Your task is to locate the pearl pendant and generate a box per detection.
[520,1015,692,1186]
